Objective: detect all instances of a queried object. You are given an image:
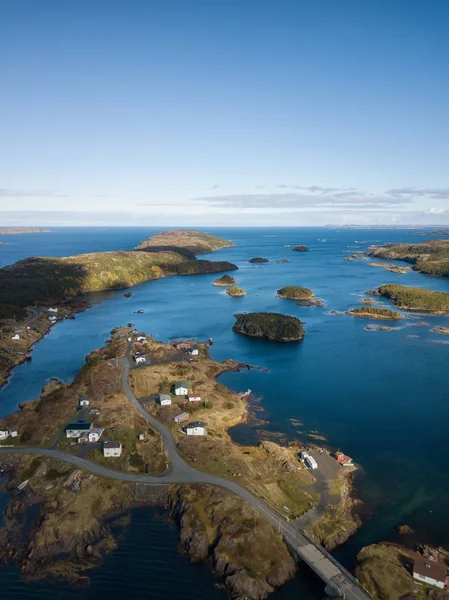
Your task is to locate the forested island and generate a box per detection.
[370,284,449,312]
[213,274,236,286]
[346,306,403,320]
[367,239,449,278]
[277,286,323,306]
[233,312,305,342]
[226,286,246,297]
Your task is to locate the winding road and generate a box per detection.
[0,351,372,600]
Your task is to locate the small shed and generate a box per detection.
[47,308,58,313]
[136,336,146,342]
[9,428,18,438]
[413,557,446,589]
[103,441,122,457]
[183,421,207,436]
[138,433,145,441]
[88,428,104,442]
[11,334,20,341]
[174,380,189,396]
[188,395,201,402]
[174,412,190,423]
[158,394,172,406]
[79,396,90,407]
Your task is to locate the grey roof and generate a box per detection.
[89,428,103,435]
[174,380,189,389]
[80,395,89,401]
[65,422,92,431]
[159,393,172,401]
[104,441,122,449]
[185,421,205,428]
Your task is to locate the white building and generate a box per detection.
[47,308,58,313]
[174,412,190,423]
[103,441,122,457]
[174,381,189,396]
[188,395,201,402]
[136,336,146,342]
[65,422,93,438]
[11,334,20,341]
[88,428,104,442]
[189,349,199,356]
[158,394,172,406]
[300,451,309,460]
[49,316,57,323]
[9,428,18,438]
[138,433,145,441]
[79,396,90,407]
[183,421,207,436]
[305,455,318,470]
[413,557,446,589]
[0,429,10,440]
[135,355,146,364]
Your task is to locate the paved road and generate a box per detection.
[0,351,372,600]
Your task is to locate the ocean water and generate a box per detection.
[1,226,449,596]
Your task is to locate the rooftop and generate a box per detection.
[414,556,447,582]
[65,422,92,431]
[186,421,205,428]
[104,441,122,449]
[174,380,189,388]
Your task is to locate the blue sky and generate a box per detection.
[1,0,449,226]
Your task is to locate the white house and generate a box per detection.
[134,355,146,364]
[138,433,145,441]
[47,307,58,313]
[65,422,93,438]
[88,428,104,443]
[11,334,20,341]
[174,380,189,396]
[174,412,190,423]
[136,336,146,342]
[9,428,18,438]
[188,395,201,403]
[413,557,446,589]
[189,349,199,356]
[79,396,90,407]
[183,421,207,436]
[103,441,122,457]
[158,394,172,406]
[49,316,57,323]
[0,429,10,440]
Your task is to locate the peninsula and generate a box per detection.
[0,227,50,234]
[346,306,403,320]
[367,239,449,278]
[370,284,449,312]
[0,229,237,387]
[0,328,360,598]
[233,312,305,342]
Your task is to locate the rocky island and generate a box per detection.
[136,228,235,255]
[249,257,269,263]
[346,306,403,320]
[369,284,449,312]
[213,274,236,286]
[292,245,310,252]
[233,312,305,342]
[226,286,246,297]
[0,327,358,598]
[367,239,449,278]
[277,286,323,307]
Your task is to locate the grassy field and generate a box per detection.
[374,284,449,311]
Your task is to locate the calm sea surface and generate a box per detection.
[1,226,449,597]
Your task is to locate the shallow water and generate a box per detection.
[1,226,449,595]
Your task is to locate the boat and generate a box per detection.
[124,292,133,298]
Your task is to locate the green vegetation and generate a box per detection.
[347,306,403,320]
[213,274,236,286]
[373,284,449,311]
[136,229,235,254]
[277,286,313,299]
[226,286,246,297]
[175,259,238,275]
[0,250,184,317]
[367,239,449,278]
[232,312,305,341]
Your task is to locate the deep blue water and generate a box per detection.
[1,226,449,596]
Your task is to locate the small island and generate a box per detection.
[249,257,270,263]
[370,284,449,312]
[368,262,411,274]
[136,229,235,254]
[347,306,403,320]
[277,286,323,307]
[292,245,310,252]
[213,274,236,287]
[233,312,305,342]
[367,239,449,278]
[226,286,246,297]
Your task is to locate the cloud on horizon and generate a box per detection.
[0,188,69,198]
